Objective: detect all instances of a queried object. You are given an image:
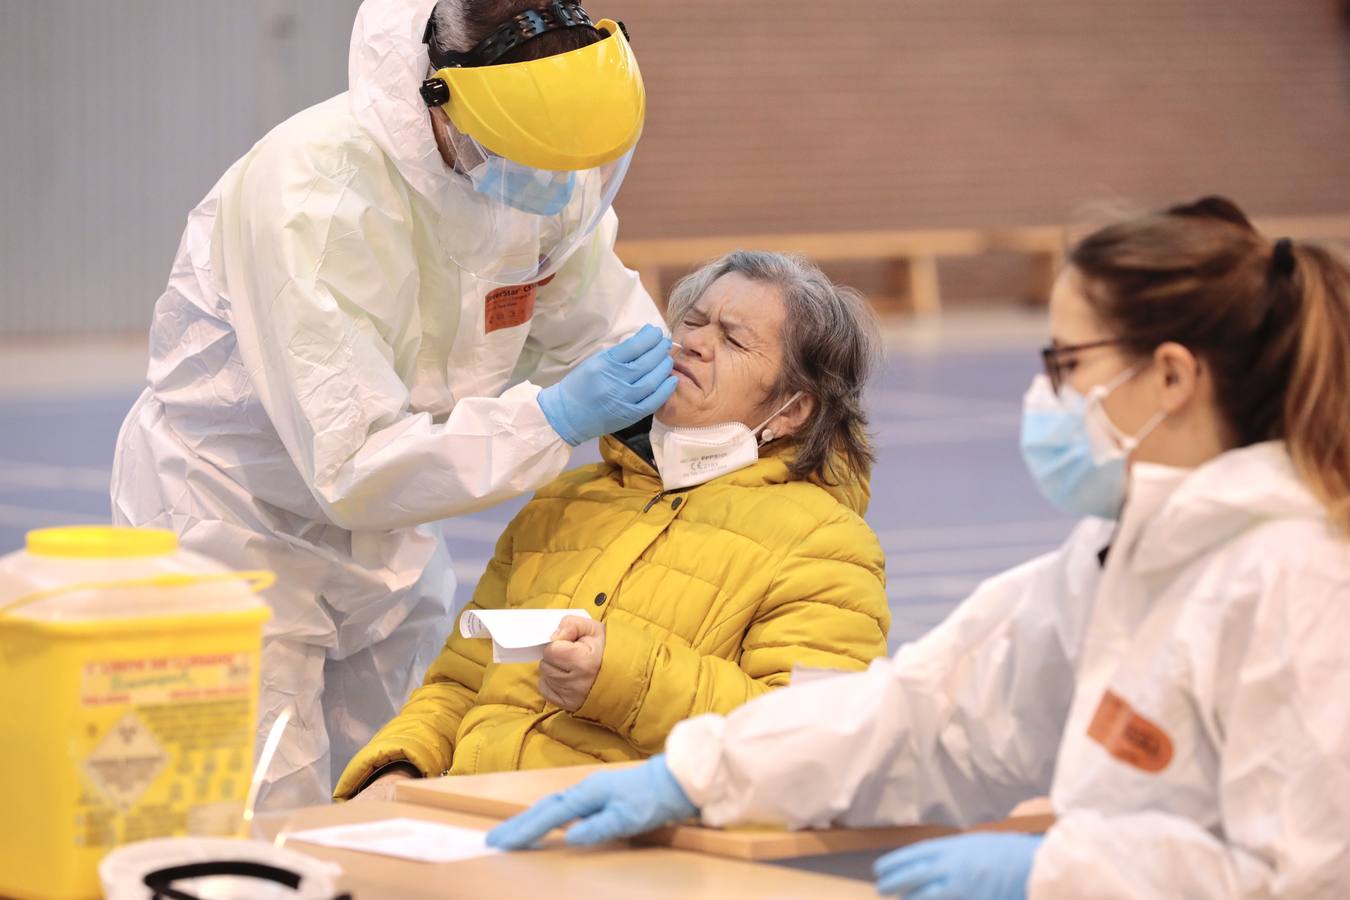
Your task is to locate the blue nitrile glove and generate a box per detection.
[538,324,678,445]
[485,755,698,850]
[874,833,1043,899]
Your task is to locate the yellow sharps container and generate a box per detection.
[0,526,272,899]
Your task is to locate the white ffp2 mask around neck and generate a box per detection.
[649,392,803,491]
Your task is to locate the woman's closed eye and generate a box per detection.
[681,314,746,349]
[680,313,709,333]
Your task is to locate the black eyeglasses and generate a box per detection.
[1040,338,1137,393]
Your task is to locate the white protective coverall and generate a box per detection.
[111,0,661,808]
[664,441,1350,898]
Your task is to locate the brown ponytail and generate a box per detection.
[1069,196,1350,533]
[1283,242,1350,532]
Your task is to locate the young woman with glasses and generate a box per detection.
[489,196,1350,900]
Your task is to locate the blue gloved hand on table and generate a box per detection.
[873,832,1043,899]
[485,755,698,850]
[538,324,677,445]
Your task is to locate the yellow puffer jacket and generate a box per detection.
[335,432,890,798]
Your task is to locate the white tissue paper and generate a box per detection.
[459,608,594,663]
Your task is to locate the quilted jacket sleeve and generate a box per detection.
[663,519,1112,830]
[573,510,890,755]
[332,526,509,799]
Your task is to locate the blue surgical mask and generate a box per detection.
[468,156,576,216]
[1019,369,1166,519]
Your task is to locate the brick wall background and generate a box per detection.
[2,1,1346,332]
[601,0,1350,301]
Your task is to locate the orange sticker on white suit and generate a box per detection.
[1086,689,1174,773]
[484,284,537,334]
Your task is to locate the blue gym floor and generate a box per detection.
[0,342,1074,649]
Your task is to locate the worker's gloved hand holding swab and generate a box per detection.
[537,324,678,445]
[485,755,696,849]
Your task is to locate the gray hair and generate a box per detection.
[429,1,600,63]
[665,251,881,484]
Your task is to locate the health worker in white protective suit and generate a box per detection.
[489,197,1350,899]
[111,0,676,808]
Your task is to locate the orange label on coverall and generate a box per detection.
[485,284,538,333]
[1086,689,1174,773]
[484,274,555,334]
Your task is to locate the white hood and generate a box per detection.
[1133,440,1327,574]
[348,0,456,208]
[345,0,630,284]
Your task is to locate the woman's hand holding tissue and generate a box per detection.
[537,615,606,711]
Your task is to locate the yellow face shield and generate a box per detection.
[417,5,644,284]
[422,18,644,172]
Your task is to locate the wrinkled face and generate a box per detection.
[657,273,787,428]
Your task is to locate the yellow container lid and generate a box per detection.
[26,526,178,559]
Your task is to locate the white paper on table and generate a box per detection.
[286,818,502,864]
[458,608,594,663]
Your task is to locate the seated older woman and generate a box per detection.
[334,251,891,800]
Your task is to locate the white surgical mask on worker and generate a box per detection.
[1019,368,1167,519]
[649,392,803,491]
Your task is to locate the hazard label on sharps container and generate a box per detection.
[72,652,257,848]
[82,711,169,811]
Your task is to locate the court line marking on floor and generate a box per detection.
[884,543,1059,575]
[885,573,987,600]
[872,416,1021,446]
[865,388,1016,418]
[888,599,979,617]
[450,557,490,584]
[0,459,112,493]
[0,502,105,528]
[0,393,142,416]
[441,517,518,542]
[876,519,1071,549]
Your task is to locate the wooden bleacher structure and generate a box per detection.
[616,215,1350,315]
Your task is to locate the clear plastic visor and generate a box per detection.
[438,117,632,285]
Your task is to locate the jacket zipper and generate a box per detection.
[643,490,668,513]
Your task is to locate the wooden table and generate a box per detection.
[264,800,880,900]
[261,765,1055,896]
[396,763,1054,861]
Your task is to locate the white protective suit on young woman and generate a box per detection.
[663,441,1350,898]
[111,0,661,807]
